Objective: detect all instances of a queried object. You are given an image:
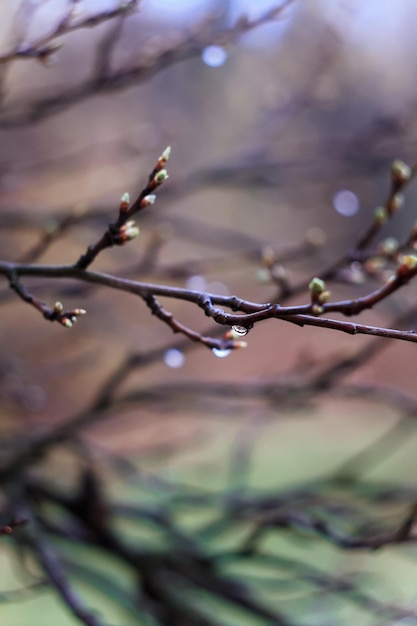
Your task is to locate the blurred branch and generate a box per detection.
[0,517,27,534]
[19,504,107,626]
[242,500,417,552]
[0,1,295,127]
[0,304,414,484]
[3,328,417,622]
[0,1,139,66]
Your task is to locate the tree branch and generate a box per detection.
[0,1,295,127]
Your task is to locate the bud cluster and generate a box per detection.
[372,160,411,227]
[52,302,86,328]
[148,146,171,191]
[113,147,171,249]
[308,277,331,315]
[259,246,291,289]
[377,237,399,259]
[386,159,411,217]
[391,159,412,192]
[396,254,417,280]
[115,220,140,244]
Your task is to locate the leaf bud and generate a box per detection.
[391,159,412,189]
[377,237,399,257]
[154,169,169,185]
[119,192,130,213]
[309,277,326,296]
[140,194,156,208]
[262,246,276,267]
[397,254,417,278]
[318,290,331,305]
[397,254,417,273]
[157,146,171,168]
[386,193,403,216]
[364,257,386,275]
[124,225,140,240]
[373,206,387,225]
[312,304,323,315]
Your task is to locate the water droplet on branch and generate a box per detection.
[231,325,249,337]
[212,348,231,359]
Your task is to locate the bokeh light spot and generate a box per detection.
[201,45,227,67]
[185,275,206,291]
[164,349,185,369]
[333,190,359,217]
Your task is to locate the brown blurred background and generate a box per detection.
[1,0,417,427]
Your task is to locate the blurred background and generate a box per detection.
[2,1,417,625]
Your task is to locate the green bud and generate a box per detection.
[397,254,417,279]
[399,255,417,271]
[392,160,412,186]
[141,194,156,207]
[125,225,140,240]
[374,206,387,225]
[318,290,331,305]
[161,146,171,161]
[119,192,130,212]
[378,237,399,256]
[312,304,324,316]
[309,277,326,296]
[154,169,169,184]
[387,193,404,216]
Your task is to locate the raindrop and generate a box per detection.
[212,348,231,359]
[231,325,249,337]
[164,349,185,369]
[333,190,359,217]
[201,45,227,68]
